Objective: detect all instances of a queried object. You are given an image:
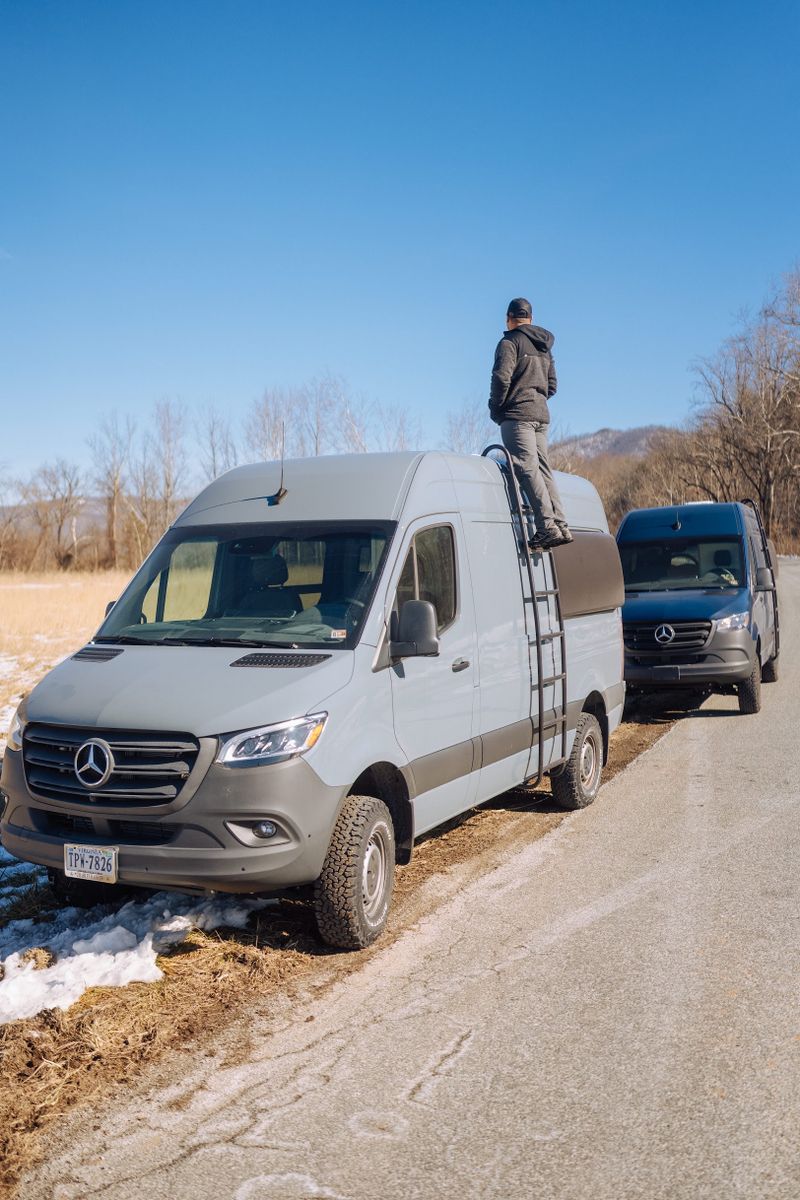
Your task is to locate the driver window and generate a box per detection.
[394,525,456,634]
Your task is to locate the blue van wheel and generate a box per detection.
[738,661,762,714]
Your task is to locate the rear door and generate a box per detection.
[388,519,478,835]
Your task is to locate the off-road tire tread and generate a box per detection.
[738,661,762,713]
[551,712,603,811]
[314,795,395,950]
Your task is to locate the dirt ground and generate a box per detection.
[0,684,694,1195]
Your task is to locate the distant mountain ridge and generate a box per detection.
[552,425,670,460]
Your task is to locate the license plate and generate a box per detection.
[64,843,118,884]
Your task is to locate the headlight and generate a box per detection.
[6,703,26,753]
[216,713,327,768]
[716,611,749,632]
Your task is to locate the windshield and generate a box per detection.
[619,537,746,591]
[97,521,395,649]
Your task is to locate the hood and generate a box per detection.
[622,588,751,624]
[24,647,356,737]
[513,324,554,353]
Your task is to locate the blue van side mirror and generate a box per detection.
[390,600,440,659]
[755,567,775,592]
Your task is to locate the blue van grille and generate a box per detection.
[624,620,712,654]
[22,724,200,807]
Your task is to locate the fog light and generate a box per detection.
[252,820,278,840]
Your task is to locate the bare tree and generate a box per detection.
[0,471,21,570]
[295,374,347,457]
[441,398,494,455]
[125,435,160,563]
[152,399,188,530]
[19,459,84,568]
[374,403,422,452]
[87,413,135,567]
[198,405,239,482]
[245,388,295,461]
[333,390,373,454]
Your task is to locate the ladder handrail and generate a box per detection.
[482,444,567,782]
[740,497,780,661]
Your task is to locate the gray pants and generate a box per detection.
[500,420,566,534]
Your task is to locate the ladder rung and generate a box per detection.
[524,590,560,601]
[540,673,566,685]
[538,714,567,731]
[538,630,565,642]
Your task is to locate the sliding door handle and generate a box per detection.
[452,658,470,673]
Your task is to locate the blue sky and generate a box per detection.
[2,0,799,477]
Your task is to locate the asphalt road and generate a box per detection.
[31,564,800,1200]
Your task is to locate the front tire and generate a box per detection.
[314,795,395,950]
[738,660,762,713]
[762,656,779,683]
[551,712,604,811]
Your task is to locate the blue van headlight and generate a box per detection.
[216,713,327,768]
[716,611,749,632]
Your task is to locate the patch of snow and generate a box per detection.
[0,889,272,1024]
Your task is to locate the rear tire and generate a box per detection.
[314,795,395,950]
[762,656,779,683]
[738,660,762,713]
[551,712,604,811]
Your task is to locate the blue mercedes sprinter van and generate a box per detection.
[617,500,780,714]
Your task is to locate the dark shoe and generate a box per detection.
[556,524,574,544]
[528,529,562,552]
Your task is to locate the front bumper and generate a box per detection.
[0,746,345,895]
[624,629,756,688]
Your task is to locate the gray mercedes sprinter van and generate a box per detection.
[2,451,625,947]
[617,500,780,714]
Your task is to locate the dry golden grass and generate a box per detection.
[0,571,131,730]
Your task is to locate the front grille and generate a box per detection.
[23,723,200,807]
[38,811,174,845]
[624,620,712,654]
[41,813,96,839]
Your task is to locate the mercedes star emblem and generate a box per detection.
[654,624,676,645]
[74,738,115,789]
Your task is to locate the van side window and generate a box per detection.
[394,526,456,633]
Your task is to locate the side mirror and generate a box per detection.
[756,567,775,592]
[390,600,440,659]
[105,600,116,617]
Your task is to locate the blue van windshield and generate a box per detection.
[619,538,745,591]
[97,522,394,649]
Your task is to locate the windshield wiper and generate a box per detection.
[94,635,160,645]
[160,636,299,648]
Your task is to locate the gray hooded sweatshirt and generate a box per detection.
[488,323,557,425]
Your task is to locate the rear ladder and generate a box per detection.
[482,444,568,784]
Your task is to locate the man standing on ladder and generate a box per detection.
[488,297,573,550]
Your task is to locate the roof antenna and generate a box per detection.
[266,422,288,506]
[671,507,681,531]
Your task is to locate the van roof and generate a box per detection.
[176,450,609,532]
[617,502,744,541]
